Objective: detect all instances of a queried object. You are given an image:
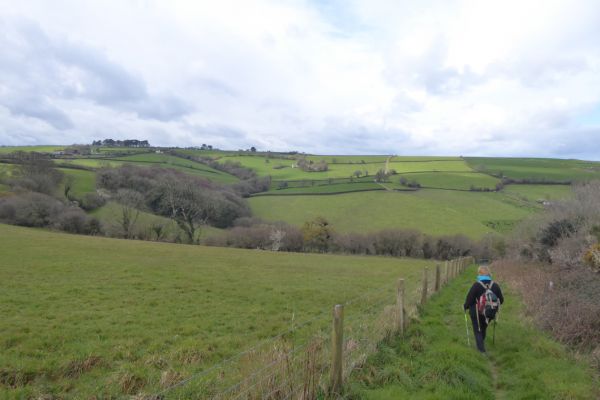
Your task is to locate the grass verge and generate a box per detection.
[348,265,598,399]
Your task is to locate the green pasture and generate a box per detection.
[503,184,572,202]
[214,156,473,180]
[0,163,15,178]
[350,265,598,399]
[0,145,65,154]
[110,153,239,184]
[58,159,124,169]
[176,149,238,159]
[0,224,431,398]
[305,155,389,163]
[249,190,534,238]
[392,172,500,190]
[58,168,97,198]
[258,181,386,196]
[305,155,462,164]
[466,157,600,181]
[57,155,238,184]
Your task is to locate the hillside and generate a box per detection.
[2,148,594,240]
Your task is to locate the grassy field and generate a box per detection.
[211,156,473,181]
[0,146,65,154]
[503,184,573,202]
[466,157,600,181]
[258,181,387,195]
[56,154,239,184]
[306,156,462,163]
[0,224,432,398]
[391,172,500,190]
[249,190,535,238]
[57,159,124,169]
[349,265,598,399]
[58,168,97,198]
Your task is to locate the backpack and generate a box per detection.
[477,281,500,323]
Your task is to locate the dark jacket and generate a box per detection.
[463,279,504,313]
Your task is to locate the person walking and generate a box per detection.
[463,265,504,353]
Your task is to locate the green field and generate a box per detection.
[0,146,65,154]
[350,265,598,399]
[503,184,573,201]
[258,181,387,195]
[58,159,124,169]
[466,157,600,181]
[58,168,97,198]
[0,224,432,397]
[392,172,500,190]
[57,154,239,184]
[249,190,535,238]
[211,155,472,181]
[306,155,462,163]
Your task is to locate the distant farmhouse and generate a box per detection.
[92,139,150,148]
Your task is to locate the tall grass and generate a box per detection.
[348,265,598,399]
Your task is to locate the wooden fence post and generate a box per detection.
[396,279,405,336]
[444,261,449,285]
[435,264,440,292]
[330,304,344,395]
[420,267,428,306]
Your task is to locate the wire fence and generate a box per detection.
[154,257,474,400]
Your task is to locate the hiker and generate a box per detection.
[463,265,504,353]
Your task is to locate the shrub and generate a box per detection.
[53,208,102,235]
[0,192,102,235]
[79,192,106,211]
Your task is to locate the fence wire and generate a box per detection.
[156,257,473,400]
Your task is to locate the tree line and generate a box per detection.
[205,215,498,261]
[91,139,150,147]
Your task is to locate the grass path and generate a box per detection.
[348,265,598,399]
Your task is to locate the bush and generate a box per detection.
[53,208,102,235]
[0,192,102,235]
[7,152,64,195]
[495,260,600,352]
[205,221,302,252]
[79,193,106,211]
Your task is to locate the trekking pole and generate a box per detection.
[464,311,471,346]
[493,320,496,345]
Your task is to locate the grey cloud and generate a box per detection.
[385,37,484,96]
[4,96,73,130]
[0,17,192,126]
[188,123,248,140]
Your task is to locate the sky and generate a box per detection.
[0,0,599,158]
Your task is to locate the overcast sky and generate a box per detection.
[1,0,599,158]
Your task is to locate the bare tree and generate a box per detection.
[159,178,214,244]
[115,189,144,239]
